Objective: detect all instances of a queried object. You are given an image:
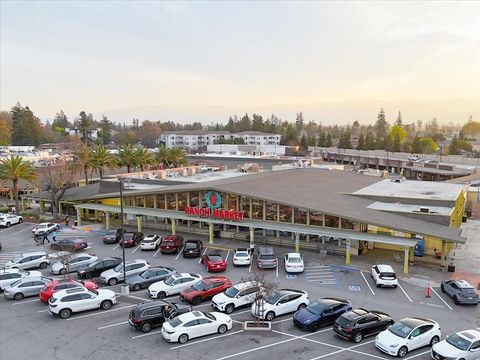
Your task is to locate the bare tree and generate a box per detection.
[41,158,76,217]
[241,269,278,325]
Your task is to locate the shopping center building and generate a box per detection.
[23,167,468,273]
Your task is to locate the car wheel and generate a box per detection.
[108,278,118,286]
[133,284,141,291]
[14,292,24,301]
[60,308,72,319]
[297,303,307,311]
[39,262,48,269]
[192,296,202,305]
[375,282,380,288]
[225,304,234,314]
[157,291,166,299]
[60,268,67,275]
[19,218,23,223]
[56,225,60,230]
[397,346,408,358]
[453,296,460,305]
[265,311,275,321]
[6,223,10,228]
[353,332,363,343]
[141,322,152,333]
[84,272,92,279]
[100,300,113,310]
[440,284,445,293]
[178,334,188,344]
[430,336,440,346]
[218,324,227,334]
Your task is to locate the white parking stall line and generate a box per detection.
[192,303,213,310]
[225,250,230,262]
[174,246,184,260]
[66,304,136,321]
[397,283,413,302]
[404,350,432,360]
[170,329,245,350]
[430,287,453,311]
[13,224,38,235]
[97,321,128,330]
[153,248,161,257]
[271,317,293,324]
[115,292,152,302]
[131,329,163,339]
[248,261,252,272]
[228,309,252,316]
[199,248,208,264]
[131,245,141,254]
[276,264,279,278]
[11,299,40,305]
[113,244,120,250]
[38,309,49,313]
[304,265,330,269]
[360,271,376,295]
[306,275,336,279]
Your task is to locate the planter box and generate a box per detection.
[243,321,271,331]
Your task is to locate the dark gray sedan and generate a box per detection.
[4,277,50,301]
[126,266,176,291]
[441,279,479,305]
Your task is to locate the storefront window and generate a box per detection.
[325,214,339,228]
[239,196,250,218]
[200,191,207,208]
[265,202,278,221]
[228,193,238,211]
[135,196,144,207]
[166,193,176,210]
[156,194,166,209]
[310,211,323,226]
[145,196,154,208]
[341,218,354,230]
[124,196,133,207]
[178,193,187,211]
[189,192,199,207]
[279,205,292,223]
[251,199,263,220]
[294,208,307,224]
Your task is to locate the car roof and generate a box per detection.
[174,272,199,279]
[185,239,201,243]
[98,257,121,262]
[286,252,301,257]
[376,264,395,272]
[20,251,47,257]
[144,234,158,238]
[134,300,169,311]
[147,266,174,271]
[203,276,229,284]
[178,310,205,321]
[53,287,89,297]
[458,330,480,341]
[258,246,274,252]
[453,280,474,288]
[130,259,147,264]
[206,253,222,257]
[273,289,305,296]
[341,308,370,320]
[400,317,435,328]
[315,297,350,306]
[233,281,260,290]
[235,248,249,252]
[0,267,24,273]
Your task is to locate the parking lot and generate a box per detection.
[1,221,478,360]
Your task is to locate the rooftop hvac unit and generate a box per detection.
[419,207,430,213]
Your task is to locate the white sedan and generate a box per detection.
[148,273,202,299]
[375,317,441,358]
[284,252,304,273]
[232,248,252,266]
[251,289,309,321]
[161,311,232,344]
[0,268,42,290]
[32,222,59,236]
[0,214,23,227]
[140,234,162,250]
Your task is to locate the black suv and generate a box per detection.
[334,308,394,343]
[128,301,192,333]
[77,257,122,279]
[183,240,203,258]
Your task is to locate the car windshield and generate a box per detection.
[87,262,97,269]
[192,280,206,291]
[224,287,239,298]
[105,230,116,235]
[168,317,182,328]
[205,313,215,321]
[388,321,413,339]
[10,279,22,287]
[306,301,325,315]
[11,255,22,263]
[143,239,154,243]
[446,333,472,351]
[235,252,249,257]
[123,234,133,240]
[164,276,176,285]
[185,242,197,249]
[462,287,477,294]
[288,257,302,263]
[260,254,275,260]
[208,255,222,262]
[19,269,29,276]
[113,264,123,272]
[265,291,284,305]
[163,238,174,243]
[140,271,151,279]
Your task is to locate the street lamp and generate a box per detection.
[119,179,128,295]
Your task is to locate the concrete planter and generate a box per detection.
[243,321,271,331]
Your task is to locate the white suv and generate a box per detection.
[48,287,117,319]
[251,288,309,321]
[0,214,23,227]
[5,252,50,270]
[0,268,42,290]
[100,259,150,286]
[432,329,480,360]
[140,234,162,251]
[371,264,398,288]
[32,222,59,236]
[148,273,202,299]
[212,281,263,314]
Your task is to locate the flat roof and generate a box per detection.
[403,166,470,176]
[367,202,452,216]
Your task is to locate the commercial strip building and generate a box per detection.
[23,168,468,274]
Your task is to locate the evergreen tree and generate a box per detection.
[318,132,326,147]
[307,135,316,146]
[10,103,43,146]
[99,116,112,145]
[357,133,365,150]
[295,112,304,133]
[391,133,402,152]
[412,136,422,153]
[75,111,93,143]
[251,114,264,132]
[325,133,332,147]
[52,110,70,130]
[374,108,389,146]
[299,135,308,150]
[395,111,403,126]
[365,132,375,150]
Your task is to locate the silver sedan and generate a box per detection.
[4,277,51,301]
[51,254,98,275]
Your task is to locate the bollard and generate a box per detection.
[425,283,431,298]
[121,284,130,296]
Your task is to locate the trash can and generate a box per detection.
[74,220,78,226]
[447,264,456,272]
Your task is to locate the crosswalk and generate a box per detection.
[304,265,337,286]
[0,252,19,267]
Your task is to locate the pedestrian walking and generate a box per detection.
[51,231,57,242]
[65,215,69,226]
[249,242,255,256]
[42,233,50,244]
[10,206,16,214]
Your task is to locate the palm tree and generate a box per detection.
[0,155,37,212]
[117,144,137,173]
[156,145,172,168]
[73,143,92,185]
[134,146,155,172]
[169,147,188,168]
[91,145,116,179]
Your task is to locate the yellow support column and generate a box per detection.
[76,208,81,227]
[440,241,447,269]
[137,215,142,232]
[171,218,176,235]
[403,247,409,274]
[345,239,351,265]
[209,223,214,244]
[21,197,25,212]
[105,212,110,230]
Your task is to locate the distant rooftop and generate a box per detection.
[367,201,452,216]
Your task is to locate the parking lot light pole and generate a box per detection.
[119,179,129,296]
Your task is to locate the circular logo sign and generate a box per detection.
[205,191,222,209]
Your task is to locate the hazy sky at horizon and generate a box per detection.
[1,1,480,123]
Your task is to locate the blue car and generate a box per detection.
[293,297,352,331]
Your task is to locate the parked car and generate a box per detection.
[284,252,304,273]
[39,278,97,303]
[407,154,419,161]
[441,279,479,305]
[48,287,117,319]
[201,253,227,272]
[0,214,23,227]
[375,317,441,358]
[212,281,263,314]
[126,266,176,291]
[51,238,88,252]
[100,259,150,286]
[4,277,50,300]
[334,308,394,343]
[148,273,202,299]
[180,276,232,305]
[371,264,398,288]
[232,248,251,266]
[129,300,192,333]
[161,311,232,344]
[294,298,352,331]
[431,329,480,360]
[102,228,125,244]
[160,235,184,254]
[257,246,278,269]
[77,257,122,279]
[32,222,59,236]
[50,254,97,275]
[0,268,42,290]
[140,234,162,251]
[5,251,50,270]
[119,232,144,248]
[182,240,203,258]
[252,288,309,321]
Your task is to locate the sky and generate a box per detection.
[1,1,480,125]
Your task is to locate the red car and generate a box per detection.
[39,279,97,303]
[159,235,183,254]
[180,276,232,305]
[201,253,227,272]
